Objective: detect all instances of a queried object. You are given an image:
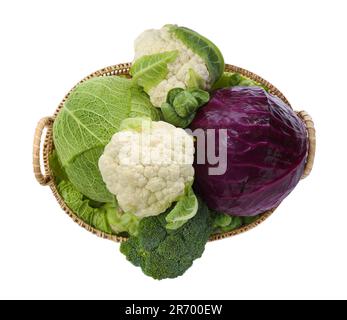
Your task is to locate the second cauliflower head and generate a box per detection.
[131,24,224,107]
[98,118,195,218]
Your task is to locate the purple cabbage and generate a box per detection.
[190,86,308,216]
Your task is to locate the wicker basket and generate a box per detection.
[33,63,316,242]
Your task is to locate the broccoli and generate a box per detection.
[120,198,212,280]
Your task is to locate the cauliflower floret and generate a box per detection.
[98,119,194,218]
[134,25,210,107]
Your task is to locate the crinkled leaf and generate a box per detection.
[53,76,159,203]
[129,86,161,119]
[106,204,140,236]
[212,212,232,228]
[57,180,96,228]
[130,51,179,92]
[65,146,112,203]
[220,216,243,232]
[173,91,199,117]
[211,211,245,234]
[167,87,184,105]
[243,215,260,225]
[49,150,68,184]
[57,180,139,236]
[165,187,198,230]
[160,87,209,128]
[160,102,195,128]
[212,72,268,91]
[188,88,210,105]
[187,68,204,89]
[167,25,224,84]
[119,116,152,132]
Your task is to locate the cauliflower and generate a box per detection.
[134,26,209,107]
[98,118,194,218]
[131,24,224,108]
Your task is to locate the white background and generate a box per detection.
[1,0,346,300]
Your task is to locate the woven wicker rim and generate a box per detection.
[33,63,316,243]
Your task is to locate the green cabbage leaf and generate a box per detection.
[53,76,160,203]
[130,51,179,92]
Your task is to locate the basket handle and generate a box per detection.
[33,117,54,186]
[296,110,316,179]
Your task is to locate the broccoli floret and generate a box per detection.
[120,198,212,280]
